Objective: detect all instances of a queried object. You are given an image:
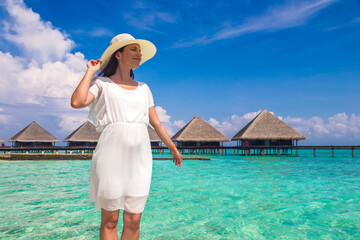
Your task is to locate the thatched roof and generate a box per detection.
[147,125,161,142]
[0,137,4,143]
[231,110,306,141]
[8,121,59,142]
[64,121,101,142]
[172,116,229,142]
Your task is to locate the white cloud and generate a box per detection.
[0,0,88,140]
[3,0,75,64]
[0,51,23,98]
[208,117,219,126]
[155,106,171,123]
[0,51,86,107]
[71,27,113,38]
[207,111,360,144]
[282,113,360,139]
[0,0,87,108]
[172,0,336,48]
[154,106,184,137]
[327,113,348,137]
[124,1,177,31]
[88,27,113,37]
[63,52,87,72]
[349,114,360,136]
[173,120,185,128]
[0,107,14,124]
[283,115,330,137]
[207,111,262,138]
[57,113,89,137]
[213,0,335,41]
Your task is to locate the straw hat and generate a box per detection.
[100,33,156,71]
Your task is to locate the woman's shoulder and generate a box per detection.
[92,76,109,83]
[90,76,112,87]
[137,81,151,88]
[137,81,149,89]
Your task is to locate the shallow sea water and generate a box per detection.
[1,150,360,239]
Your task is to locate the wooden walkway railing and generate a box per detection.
[152,145,360,157]
[1,145,359,158]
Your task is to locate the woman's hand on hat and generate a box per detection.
[170,148,183,167]
[87,59,101,74]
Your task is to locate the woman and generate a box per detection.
[71,33,183,240]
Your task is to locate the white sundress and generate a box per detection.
[88,76,154,214]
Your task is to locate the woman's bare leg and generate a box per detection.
[100,208,120,240]
[121,210,142,240]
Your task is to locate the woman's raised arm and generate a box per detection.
[71,59,101,109]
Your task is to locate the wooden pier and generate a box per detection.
[0,146,210,161]
[0,153,209,161]
[0,145,359,160]
[152,145,360,158]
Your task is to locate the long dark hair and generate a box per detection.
[98,46,135,79]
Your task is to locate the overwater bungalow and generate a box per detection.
[8,121,59,147]
[63,121,101,147]
[148,125,162,147]
[231,110,306,147]
[172,116,229,147]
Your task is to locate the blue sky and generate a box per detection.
[0,0,360,145]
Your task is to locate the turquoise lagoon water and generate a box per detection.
[1,150,360,239]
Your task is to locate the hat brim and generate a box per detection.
[100,39,156,71]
